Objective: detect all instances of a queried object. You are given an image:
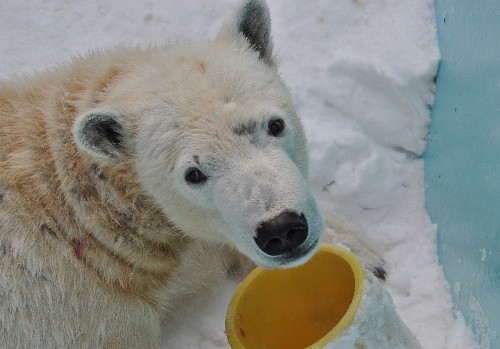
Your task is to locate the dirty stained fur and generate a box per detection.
[0,20,243,349]
[0,0,384,347]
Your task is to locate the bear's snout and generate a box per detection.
[254,211,308,256]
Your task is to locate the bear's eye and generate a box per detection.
[185,168,208,185]
[268,118,285,137]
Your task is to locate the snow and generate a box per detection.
[0,0,479,348]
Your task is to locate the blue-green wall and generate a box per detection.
[425,0,499,348]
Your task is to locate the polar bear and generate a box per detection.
[0,0,384,347]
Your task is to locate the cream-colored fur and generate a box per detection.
[0,1,383,347]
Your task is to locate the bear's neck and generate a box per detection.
[0,64,187,307]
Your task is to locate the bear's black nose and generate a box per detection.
[255,211,308,256]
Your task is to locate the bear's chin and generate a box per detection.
[253,238,320,270]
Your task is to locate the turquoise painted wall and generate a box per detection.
[425,0,499,348]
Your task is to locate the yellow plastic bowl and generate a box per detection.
[225,244,364,349]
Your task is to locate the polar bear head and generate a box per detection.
[73,0,322,269]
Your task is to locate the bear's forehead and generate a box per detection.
[126,42,293,123]
[132,42,296,156]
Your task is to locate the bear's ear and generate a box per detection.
[218,0,274,64]
[73,110,128,161]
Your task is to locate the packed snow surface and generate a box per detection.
[0,0,480,348]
